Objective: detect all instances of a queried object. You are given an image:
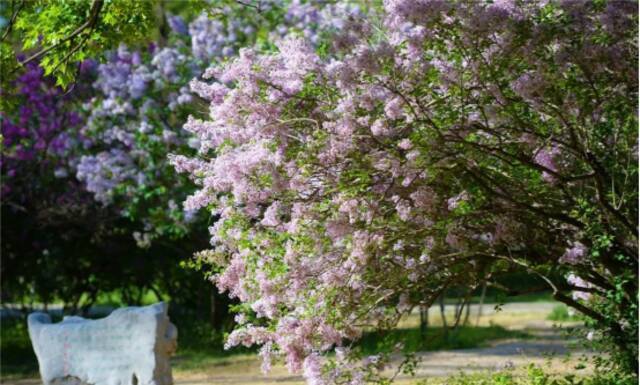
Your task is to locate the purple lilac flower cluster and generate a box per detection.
[1,61,88,199]
[77,42,194,205]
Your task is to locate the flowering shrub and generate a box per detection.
[76,38,202,242]
[76,1,356,244]
[173,0,638,381]
[2,0,362,317]
[75,7,267,242]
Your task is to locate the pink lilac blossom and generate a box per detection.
[397,138,412,150]
[77,3,342,242]
[447,191,469,211]
[384,97,405,120]
[533,145,561,182]
[567,273,593,301]
[172,1,637,383]
[303,353,325,385]
[560,241,588,265]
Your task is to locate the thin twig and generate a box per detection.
[1,0,24,42]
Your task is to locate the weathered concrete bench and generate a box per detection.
[28,302,177,385]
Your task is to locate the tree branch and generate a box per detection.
[17,0,103,68]
[586,152,638,239]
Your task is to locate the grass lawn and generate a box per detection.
[443,292,554,305]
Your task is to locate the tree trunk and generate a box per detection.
[439,295,448,340]
[463,300,471,326]
[476,283,487,327]
[420,304,429,337]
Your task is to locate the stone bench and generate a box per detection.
[28,302,177,385]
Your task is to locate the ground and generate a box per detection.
[3,301,593,385]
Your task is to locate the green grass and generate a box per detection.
[9,290,164,309]
[440,292,553,306]
[477,292,553,304]
[358,324,530,355]
[84,290,164,307]
[493,292,554,303]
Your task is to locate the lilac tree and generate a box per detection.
[173,0,638,381]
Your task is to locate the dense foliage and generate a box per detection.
[1,60,98,309]
[431,364,637,385]
[1,0,155,97]
[172,0,638,382]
